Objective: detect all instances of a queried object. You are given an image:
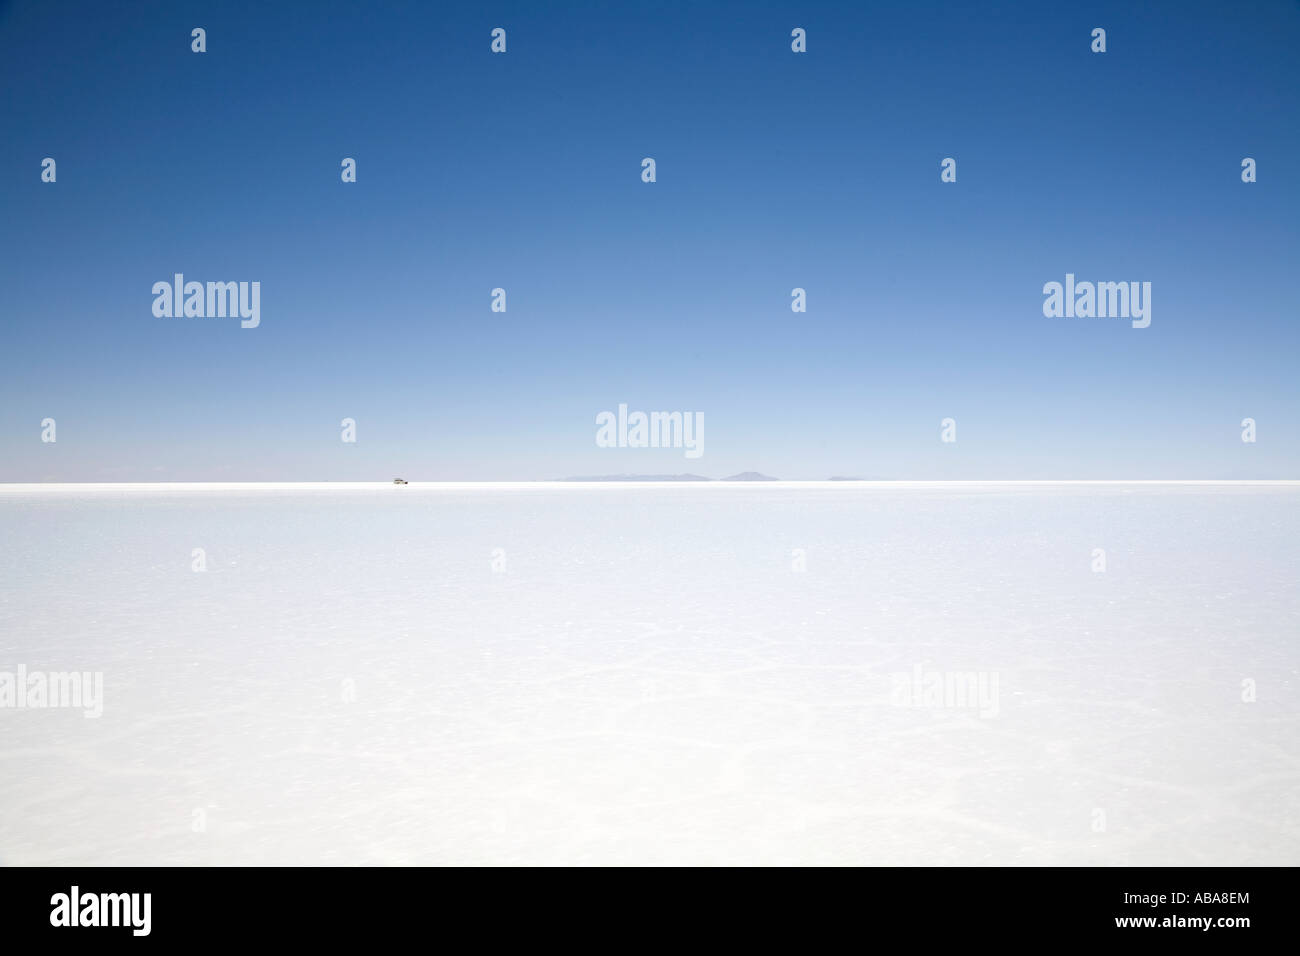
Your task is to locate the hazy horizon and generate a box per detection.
[5,477,1300,486]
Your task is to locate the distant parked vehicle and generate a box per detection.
[392,478,408,485]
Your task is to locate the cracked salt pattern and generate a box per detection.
[1,482,1296,865]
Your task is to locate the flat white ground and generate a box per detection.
[1,482,1296,865]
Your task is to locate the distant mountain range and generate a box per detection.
[560,474,713,482]
[558,473,894,481]
[560,472,779,481]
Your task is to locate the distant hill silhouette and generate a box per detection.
[560,474,711,482]
[556,473,890,482]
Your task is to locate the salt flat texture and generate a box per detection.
[1,482,1297,866]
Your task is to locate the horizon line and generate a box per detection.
[2,479,1298,494]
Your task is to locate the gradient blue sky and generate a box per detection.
[2,0,1297,480]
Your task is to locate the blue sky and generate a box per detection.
[1,0,1297,480]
